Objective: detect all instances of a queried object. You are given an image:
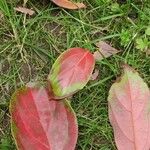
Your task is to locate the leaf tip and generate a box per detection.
[122,64,139,78]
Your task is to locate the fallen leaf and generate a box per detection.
[14,7,35,16]
[10,86,78,150]
[90,69,99,80]
[48,47,95,99]
[94,41,120,61]
[108,65,150,150]
[51,0,86,9]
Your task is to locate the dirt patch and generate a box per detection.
[20,62,37,82]
[0,60,10,74]
[0,110,10,138]
[45,22,62,34]
[117,0,127,4]
[20,63,30,82]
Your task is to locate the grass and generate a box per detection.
[0,0,150,149]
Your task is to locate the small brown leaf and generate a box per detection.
[14,7,35,16]
[51,0,86,9]
[91,69,99,80]
[94,41,120,61]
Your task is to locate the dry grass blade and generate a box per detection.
[23,0,28,6]
[0,11,4,18]
[146,49,150,55]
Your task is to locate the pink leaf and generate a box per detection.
[94,41,120,61]
[51,0,86,9]
[48,47,95,99]
[108,65,150,150]
[10,87,78,150]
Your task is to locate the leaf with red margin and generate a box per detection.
[48,47,95,99]
[108,65,150,150]
[10,86,78,150]
[51,0,86,9]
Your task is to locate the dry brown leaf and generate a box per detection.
[91,69,99,80]
[51,0,86,9]
[14,7,35,16]
[94,41,120,61]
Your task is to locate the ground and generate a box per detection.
[0,0,150,149]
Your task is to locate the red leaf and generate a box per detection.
[51,0,86,9]
[48,47,95,99]
[108,65,150,150]
[94,41,120,61]
[10,87,78,150]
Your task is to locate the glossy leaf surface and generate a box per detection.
[108,65,150,150]
[10,87,78,150]
[48,47,95,99]
[51,0,86,9]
